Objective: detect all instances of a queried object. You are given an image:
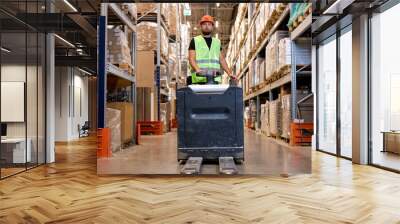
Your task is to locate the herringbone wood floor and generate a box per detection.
[1,135,400,223]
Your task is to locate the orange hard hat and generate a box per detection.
[199,15,214,25]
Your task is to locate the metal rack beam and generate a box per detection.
[108,3,136,32]
[243,73,291,101]
[106,63,135,82]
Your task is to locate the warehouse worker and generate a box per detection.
[188,15,236,84]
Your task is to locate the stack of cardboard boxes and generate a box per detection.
[169,43,178,81]
[166,4,177,36]
[137,22,168,58]
[260,101,270,136]
[265,30,288,80]
[269,99,282,137]
[281,94,291,139]
[278,37,311,69]
[108,102,134,145]
[106,108,122,153]
[160,102,171,133]
[107,27,132,65]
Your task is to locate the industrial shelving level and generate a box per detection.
[229,3,312,132]
[98,3,137,143]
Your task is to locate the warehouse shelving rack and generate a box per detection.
[98,3,137,143]
[232,3,312,137]
[289,11,312,120]
[137,4,172,120]
[235,4,290,131]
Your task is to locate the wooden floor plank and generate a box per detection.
[0,135,400,223]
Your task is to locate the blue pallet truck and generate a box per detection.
[177,72,244,174]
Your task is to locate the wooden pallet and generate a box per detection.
[115,63,134,74]
[256,82,267,90]
[304,4,312,17]
[289,4,312,32]
[264,65,291,85]
[276,3,288,14]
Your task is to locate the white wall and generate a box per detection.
[1,63,46,164]
[55,67,89,141]
[1,65,40,138]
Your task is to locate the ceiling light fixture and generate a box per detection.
[1,47,11,53]
[54,34,75,48]
[216,3,220,7]
[63,0,78,12]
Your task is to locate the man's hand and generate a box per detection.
[195,69,206,76]
[229,74,237,80]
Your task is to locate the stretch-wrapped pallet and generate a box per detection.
[106,108,121,153]
[137,22,169,58]
[281,94,291,139]
[107,27,132,65]
[269,99,282,136]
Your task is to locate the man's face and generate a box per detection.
[200,22,214,35]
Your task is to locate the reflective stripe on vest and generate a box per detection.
[191,35,222,84]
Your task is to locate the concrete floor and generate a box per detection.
[98,129,312,175]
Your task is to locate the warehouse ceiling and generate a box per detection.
[187,3,238,51]
[0,0,99,72]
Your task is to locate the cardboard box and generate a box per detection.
[107,102,134,144]
[265,31,289,79]
[107,27,131,65]
[167,4,177,36]
[281,94,291,139]
[137,51,155,87]
[137,87,153,121]
[106,108,121,152]
[269,99,282,136]
[137,3,168,17]
[260,101,270,136]
[160,102,171,132]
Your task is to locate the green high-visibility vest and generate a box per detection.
[191,35,222,84]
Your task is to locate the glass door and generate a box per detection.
[339,26,352,158]
[317,35,337,154]
[370,2,400,171]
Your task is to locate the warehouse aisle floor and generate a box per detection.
[1,135,400,223]
[97,129,311,175]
